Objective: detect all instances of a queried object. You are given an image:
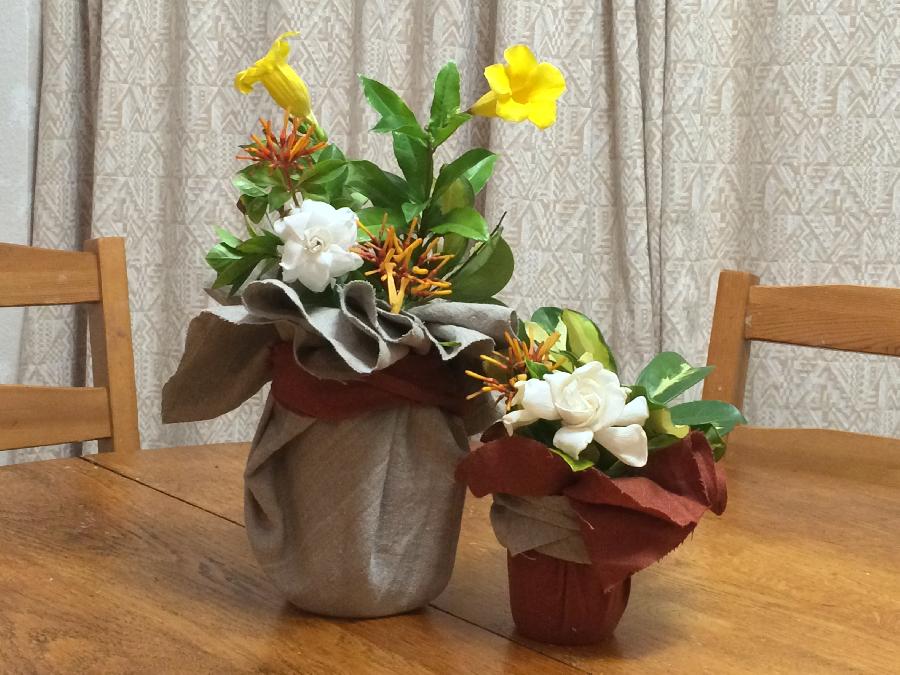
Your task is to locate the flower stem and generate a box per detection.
[307,112,328,142]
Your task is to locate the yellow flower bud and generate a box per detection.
[235,31,312,118]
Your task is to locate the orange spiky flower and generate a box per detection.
[466,330,561,408]
[237,110,327,179]
[353,215,454,313]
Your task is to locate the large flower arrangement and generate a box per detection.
[162,33,567,619]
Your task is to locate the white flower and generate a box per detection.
[273,199,363,292]
[502,361,650,467]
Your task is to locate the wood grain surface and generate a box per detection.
[0,243,100,307]
[0,385,111,452]
[89,429,900,673]
[702,270,758,409]
[745,284,900,357]
[0,459,576,674]
[84,237,141,455]
[0,238,140,456]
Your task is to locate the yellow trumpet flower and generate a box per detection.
[470,45,566,130]
[235,31,312,119]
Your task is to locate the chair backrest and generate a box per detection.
[702,270,900,447]
[0,238,140,455]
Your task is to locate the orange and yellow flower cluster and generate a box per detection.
[353,217,454,313]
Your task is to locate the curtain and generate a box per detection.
[11,0,898,463]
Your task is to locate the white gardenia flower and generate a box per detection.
[273,199,363,292]
[502,361,650,467]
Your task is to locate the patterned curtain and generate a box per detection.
[10,0,898,463]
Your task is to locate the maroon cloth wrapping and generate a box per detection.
[456,431,727,590]
[507,550,631,645]
[269,341,465,420]
[457,431,726,644]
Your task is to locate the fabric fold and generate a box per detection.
[162,279,515,431]
[457,431,727,590]
[162,280,516,617]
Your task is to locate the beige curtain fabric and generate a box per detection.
[12,0,898,463]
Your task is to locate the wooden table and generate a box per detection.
[1,429,897,673]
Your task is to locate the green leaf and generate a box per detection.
[449,234,514,302]
[646,407,691,439]
[669,400,747,437]
[214,228,242,249]
[232,173,267,197]
[392,132,431,201]
[431,113,471,147]
[427,62,472,147]
[347,160,410,207]
[461,153,497,194]
[237,232,282,256]
[430,207,489,241]
[432,176,475,215]
[358,76,424,137]
[206,242,241,272]
[524,321,551,344]
[429,61,461,131]
[212,255,261,292]
[560,309,618,373]
[647,434,683,450]
[295,159,347,187]
[531,307,563,333]
[315,144,346,162]
[242,164,283,187]
[331,192,368,210]
[438,232,469,269]
[420,175,474,233]
[550,350,578,373]
[549,447,597,472]
[525,359,551,380]
[635,353,714,405]
[357,206,405,240]
[433,149,496,200]
[699,424,727,461]
[304,166,349,203]
[401,201,426,223]
[238,194,269,223]
[268,185,292,211]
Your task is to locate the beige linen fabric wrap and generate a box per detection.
[490,494,591,565]
[163,280,513,617]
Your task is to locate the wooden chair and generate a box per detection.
[0,238,140,455]
[703,270,900,451]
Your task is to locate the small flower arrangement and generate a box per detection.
[457,308,745,644]
[206,33,566,309]
[467,306,745,470]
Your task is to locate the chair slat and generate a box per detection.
[0,385,111,451]
[0,243,100,307]
[746,284,900,356]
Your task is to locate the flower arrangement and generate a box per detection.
[164,31,740,636]
[206,33,565,307]
[162,33,565,619]
[456,307,745,644]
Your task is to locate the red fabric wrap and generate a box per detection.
[457,431,726,643]
[269,341,465,420]
[456,431,727,590]
[507,551,631,645]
